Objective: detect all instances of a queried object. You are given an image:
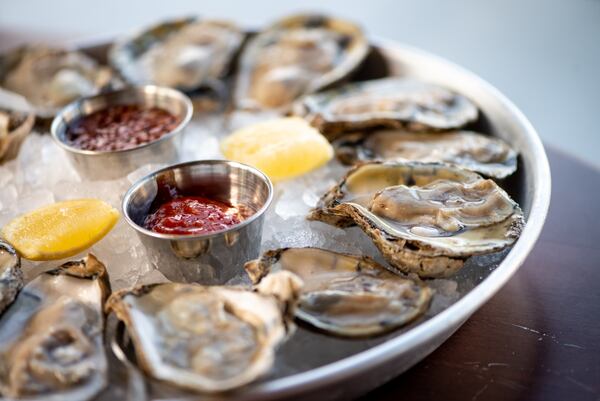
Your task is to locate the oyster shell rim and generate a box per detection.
[308,160,483,227]
[332,129,519,179]
[308,161,525,277]
[295,77,479,139]
[108,16,244,93]
[0,94,35,163]
[0,253,111,400]
[0,239,22,315]
[245,247,433,337]
[233,12,370,111]
[0,45,114,118]
[104,278,298,394]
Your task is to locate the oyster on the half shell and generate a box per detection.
[0,46,113,118]
[309,161,524,278]
[234,13,369,111]
[0,254,111,400]
[295,77,478,139]
[110,17,244,92]
[0,108,35,163]
[0,88,35,163]
[245,247,432,337]
[0,239,22,315]
[105,271,302,393]
[333,129,518,179]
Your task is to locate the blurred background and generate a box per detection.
[1,0,598,168]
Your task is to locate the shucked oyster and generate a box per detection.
[309,162,524,278]
[245,248,432,337]
[0,239,22,315]
[110,17,243,92]
[105,271,301,393]
[234,13,369,111]
[0,254,111,400]
[0,89,35,163]
[334,129,517,179]
[0,108,35,163]
[0,46,112,118]
[295,77,478,139]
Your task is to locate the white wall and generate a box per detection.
[1,0,599,167]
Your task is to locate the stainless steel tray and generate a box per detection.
[82,38,551,401]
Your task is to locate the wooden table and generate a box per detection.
[361,146,600,401]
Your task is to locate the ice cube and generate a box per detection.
[179,116,224,162]
[126,163,166,184]
[16,189,55,214]
[0,184,17,211]
[138,268,171,286]
[427,278,461,316]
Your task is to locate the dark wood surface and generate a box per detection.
[361,146,600,401]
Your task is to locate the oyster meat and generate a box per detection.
[0,254,111,400]
[110,17,243,92]
[309,161,524,278]
[245,247,432,337]
[105,271,301,393]
[0,46,112,117]
[0,109,34,163]
[295,77,478,139]
[234,13,369,111]
[0,89,35,163]
[334,129,517,179]
[0,240,22,315]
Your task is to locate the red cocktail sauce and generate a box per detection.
[144,196,243,235]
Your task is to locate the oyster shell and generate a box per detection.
[0,109,35,163]
[0,89,35,163]
[245,247,432,337]
[0,239,22,315]
[309,162,524,277]
[234,13,369,111]
[105,271,301,393]
[110,17,243,93]
[295,77,478,139]
[0,46,113,118]
[333,129,517,179]
[0,254,111,400]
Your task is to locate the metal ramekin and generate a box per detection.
[50,85,193,180]
[122,160,273,284]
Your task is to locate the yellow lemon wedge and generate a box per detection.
[1,199,119,261]
[221,117,333,182]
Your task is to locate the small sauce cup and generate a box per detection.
[51,85,192,180]
[122,160,273,284]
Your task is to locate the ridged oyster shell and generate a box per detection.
[309,162,524,278]
[245,247,432,337]
[0,109,34,163]
[110,17,243,92]
[295,77,478,139]
[333,129,517,179]
[0,239,22,315]
[105,271,301,393]
[234,13,369,111]
[0,46,113,118]
[0,89,35,163]
[0,254,111,400]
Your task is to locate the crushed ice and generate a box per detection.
[0,111,479,314]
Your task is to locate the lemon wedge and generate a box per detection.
[1,199,119,261]
[221,117,333,182]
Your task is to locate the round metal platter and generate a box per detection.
[101,38,551,401]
